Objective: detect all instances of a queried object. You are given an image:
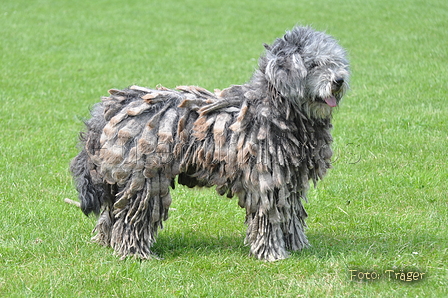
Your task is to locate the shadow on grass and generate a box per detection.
[151,228,438,264]
[153,230,248,259]
[292,231,438,265]
[152,229,353,260]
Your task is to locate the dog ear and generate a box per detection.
[263,43,271,51]
[265,53,307,99]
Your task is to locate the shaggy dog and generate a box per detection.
[70,26,349,261]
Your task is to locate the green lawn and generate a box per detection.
[1,0,447,296]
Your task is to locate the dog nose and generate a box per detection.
[333,78,344,88]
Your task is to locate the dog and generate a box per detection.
[70,26,349,261]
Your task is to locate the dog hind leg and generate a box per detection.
[110,172,172,259]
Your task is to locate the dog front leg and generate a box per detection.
[245,210,289,261]
[243,191,290,261]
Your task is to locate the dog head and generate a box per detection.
[260,26,350,119]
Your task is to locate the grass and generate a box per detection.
[1,0,447,296]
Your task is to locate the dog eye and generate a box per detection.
[309,62,319,69]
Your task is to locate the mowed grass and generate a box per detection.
[1,0,447,296]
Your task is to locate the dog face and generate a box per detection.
[262,27,350,119]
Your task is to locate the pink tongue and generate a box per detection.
[324,96,337,107]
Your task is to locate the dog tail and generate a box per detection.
[70,103,106,216]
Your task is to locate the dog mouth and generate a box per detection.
[316,95,338,107]
[317,78,346,107]
[323,95,337,107]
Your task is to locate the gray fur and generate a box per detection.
[70,26,349,261]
